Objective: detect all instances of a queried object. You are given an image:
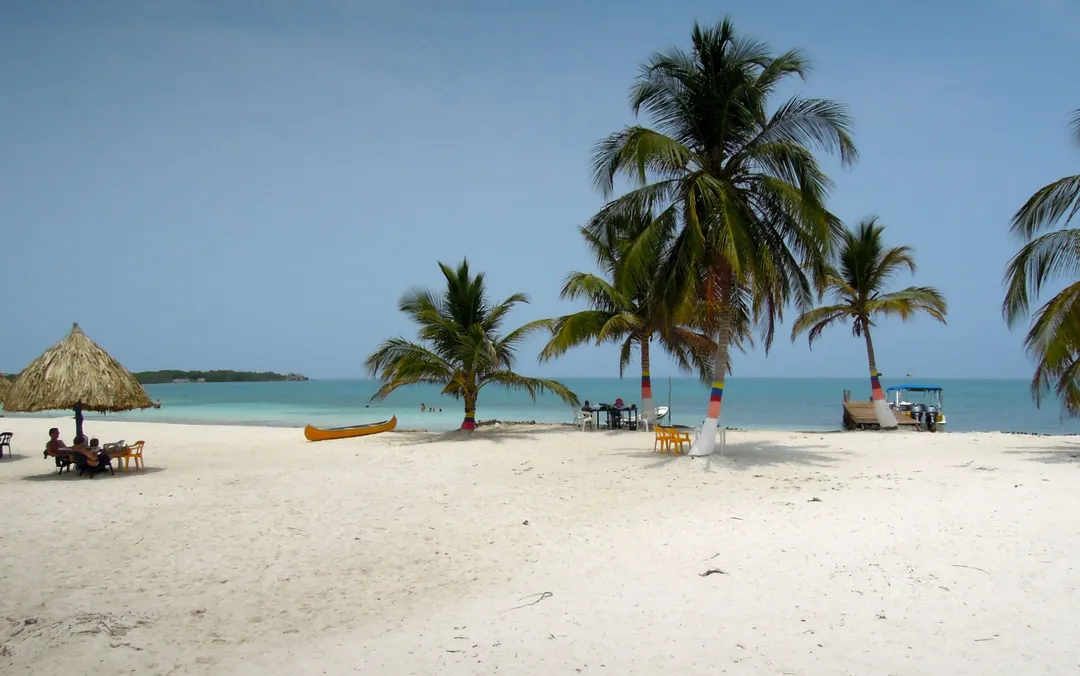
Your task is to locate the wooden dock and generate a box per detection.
[842,401,920,430]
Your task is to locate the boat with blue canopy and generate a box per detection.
[886,384,946,431]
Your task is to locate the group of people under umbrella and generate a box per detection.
[1,323,155,476]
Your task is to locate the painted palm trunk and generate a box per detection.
[870,372,897,429]
[689,379,723,456]
[640,370,653,430]
[461,409,477,431]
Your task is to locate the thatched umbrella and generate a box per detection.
[3,323,153,438]
[0,374,10,408]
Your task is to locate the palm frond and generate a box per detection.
[737,96,857,168]
[866,287,948,324]
[480,371,580,407]
[560,272,627,310]
[1010,175,1080,240]
[538,311,617,362]
[1022,281,1080,414]
[1003,227,1080,326]
[364,338,456,400]
[591,127,696,196]
[790,305,855,347]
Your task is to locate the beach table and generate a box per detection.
[581,406,603,430]
[597,404,638,430]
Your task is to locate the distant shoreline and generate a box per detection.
[136,369,309,384]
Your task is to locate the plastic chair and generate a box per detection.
[115,440,145,471]
[653,426,671,453]
[0,432,11,459]
[578,411,596,431]
[691,424,727,456]
[668,428,692,455]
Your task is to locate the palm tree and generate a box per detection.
[365,259,579,430]
[591,18,856,454]
[791,217,948,427]
[1003,109,1080,414]
[538,206,720,427]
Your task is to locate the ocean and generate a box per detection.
[6,377,1080,435]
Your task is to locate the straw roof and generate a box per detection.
[0,374,9,407]
[2,323,153,413]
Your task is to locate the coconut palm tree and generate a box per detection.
[591,17,857,454]
[1003,109,1080,414]
[791,218,948,427]
[365,259,579,430]
[538,206,721,427]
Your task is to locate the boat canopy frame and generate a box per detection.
[885,384,942,393]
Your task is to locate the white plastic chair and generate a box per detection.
[691,423,726,456]
[579,411,596,431]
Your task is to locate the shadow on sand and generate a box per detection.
[1005,439,1080,465]
[0,453,35,462]
[398,425,577,446]
[618,439,845,472]
[19,466,166,482]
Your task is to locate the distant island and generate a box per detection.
[136,370,310,384]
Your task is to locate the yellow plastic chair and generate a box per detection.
[653,426,672,454]
[668,428,692,455]
[115,440,145,471]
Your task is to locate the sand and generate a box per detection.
[1,417,1079,675]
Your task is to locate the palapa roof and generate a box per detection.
[2,323,153,413]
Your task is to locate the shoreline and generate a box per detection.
[4,413,1080,438]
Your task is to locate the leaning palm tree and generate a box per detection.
[791,218,948,428]
[539,206,721,426]
[365,259,579,430]
[1003,109,1080,414]
[592,18,857,454]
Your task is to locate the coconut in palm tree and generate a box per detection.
[591,18,856,454]
[1003,109,1080,414]
[791,218,948,428]
[539,205,716,427]
[365,259,579,430]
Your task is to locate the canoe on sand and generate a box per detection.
[303,416,397,442]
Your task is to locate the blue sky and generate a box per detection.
[2,0,1077,380]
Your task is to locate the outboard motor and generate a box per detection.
[925,406,938,433]
[910,403,925,428]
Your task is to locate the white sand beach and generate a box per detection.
[1,418,1079,675]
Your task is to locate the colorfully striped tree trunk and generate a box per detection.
[863,325,897,429]
[461,392,477,431]
[690,307,733,456]
[640,338,653,430]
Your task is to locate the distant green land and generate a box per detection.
[135,370,310,384]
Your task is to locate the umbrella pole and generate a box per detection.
[74,403,84,440]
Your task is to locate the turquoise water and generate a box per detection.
[6,378,1080,435]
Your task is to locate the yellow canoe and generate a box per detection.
[304,416,397,442]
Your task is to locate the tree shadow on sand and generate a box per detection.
[618,439,846,472]
[1005,439,1080,465]
[396,425,577,446]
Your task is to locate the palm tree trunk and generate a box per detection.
[690,302,732,457]
[461,391,477,431]
[863,323,897,429]
[640,336,653,430]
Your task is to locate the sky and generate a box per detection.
[1,0,1078,380]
